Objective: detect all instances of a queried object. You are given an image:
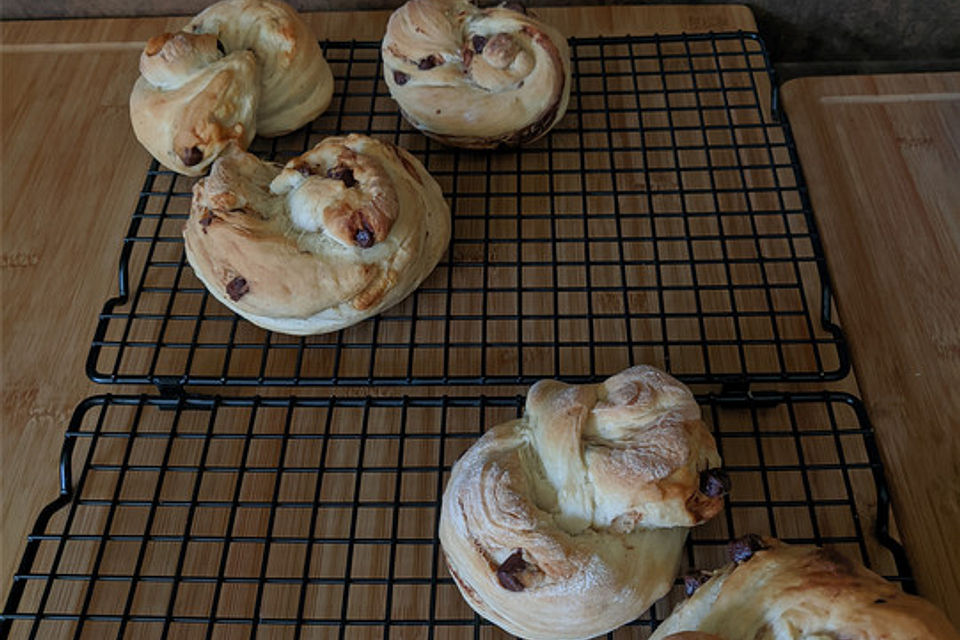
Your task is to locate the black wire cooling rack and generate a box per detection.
[87,32,847,392]
[2,392,911,639]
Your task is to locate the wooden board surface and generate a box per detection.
[0,5,757,44]
[782,72,960,621]
[0,4,762,602]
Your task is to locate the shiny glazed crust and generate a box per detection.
[651,538,960,640]
[382,0,570,148]
[130,0,333,176]
[439,366,726,640]
[183,135,450,335]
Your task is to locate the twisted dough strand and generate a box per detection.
[186,0,333,137]
[130,0,333,176]
[440,366,726,640]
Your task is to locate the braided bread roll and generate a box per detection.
[652,536,960,640]
[382,0,570,148]
[439,366,728,640]
[183,135,450,335]
[130,0,334,176]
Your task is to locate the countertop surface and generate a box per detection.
[2,3,958,630]
[782,72,960,615]
[0,0,758,602]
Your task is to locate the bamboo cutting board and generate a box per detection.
[1,4,762,599]
[782,72,960,621]
[6,8,956,636]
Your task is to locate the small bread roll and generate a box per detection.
[439,366,728,640]
[651,536,960,640]
[183,135,450,335]
[382,0,571,148]
[130,0,334,175]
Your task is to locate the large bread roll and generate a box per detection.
[382,0,570,148]
[440,366,729,640]
[183,135,450,335]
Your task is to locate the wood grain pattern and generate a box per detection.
[782,72,960,622]
[1,39,154,602]
[0,5,757,44]
[0,4,760,602]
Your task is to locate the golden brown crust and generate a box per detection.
[182,135,450,335]
[382,0,571,148]
[439,366,726,640]
[186,0,333,137]
[144,33,173,56]
[651,538,960,640]
[130,0,333,176]
[131,32,258,176]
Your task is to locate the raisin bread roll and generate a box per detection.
[183,135,449,335]
[382,0,570,148]
[651,536,960,640]
[439,366,729,640]
[130,0,333,175]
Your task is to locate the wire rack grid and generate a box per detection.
[2,392,910,639]
[87,32,847,391]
